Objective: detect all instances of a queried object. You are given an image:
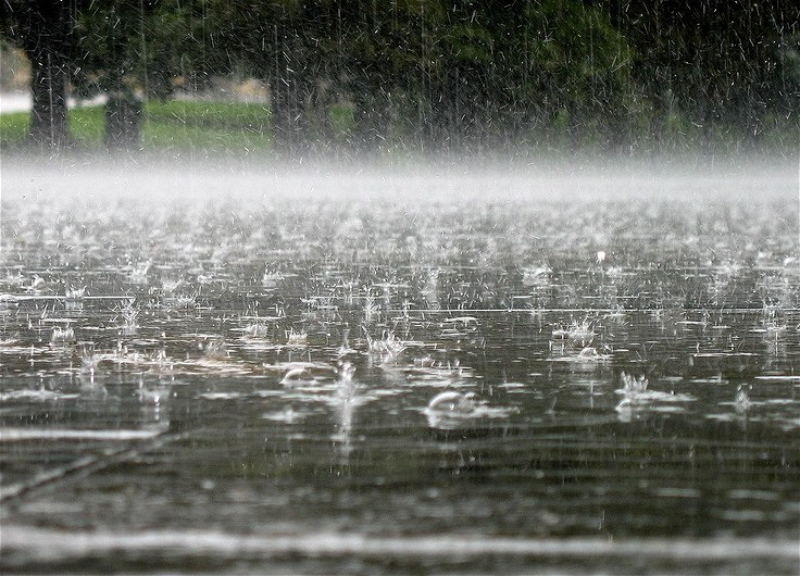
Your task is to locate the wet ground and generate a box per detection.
[1,160,799,574]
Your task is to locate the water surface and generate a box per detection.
[1,160,799,574]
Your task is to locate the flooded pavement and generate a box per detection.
[1,161,799,574]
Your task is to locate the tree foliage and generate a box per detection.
[1,0,798,152]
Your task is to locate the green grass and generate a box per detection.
[143,100,273,153]
[70,105,106,145]
[0,99,274,153]
[146,100,271,131]
[1,97,797,157]
[0,110,30,144]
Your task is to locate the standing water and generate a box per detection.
[0,159,799,574]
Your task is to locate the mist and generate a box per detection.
[2,153,797,209]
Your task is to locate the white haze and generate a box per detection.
[0,155,797,211]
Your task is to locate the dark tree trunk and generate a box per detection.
[348,75,392,155]
[103,25,142,151]
[105,89,142,150]
[270,74,302,156]
[269,26,311,157]
[27,44,70,147]
[19,1,76,149]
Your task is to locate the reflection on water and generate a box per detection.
[1,169,799,574]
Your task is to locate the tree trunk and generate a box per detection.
[269,31,310,157]
[18,1,76,149]
[105,90,142,150]
[27,44,70,148]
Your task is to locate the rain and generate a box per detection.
[1,2,800,574]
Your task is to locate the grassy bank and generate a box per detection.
[0,99,274,154]
[0,98,797,161]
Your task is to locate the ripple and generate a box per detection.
[2,526,796,565]
[0,427,163,442]
[0,389,80,402]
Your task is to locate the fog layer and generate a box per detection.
[1,156,797,209]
